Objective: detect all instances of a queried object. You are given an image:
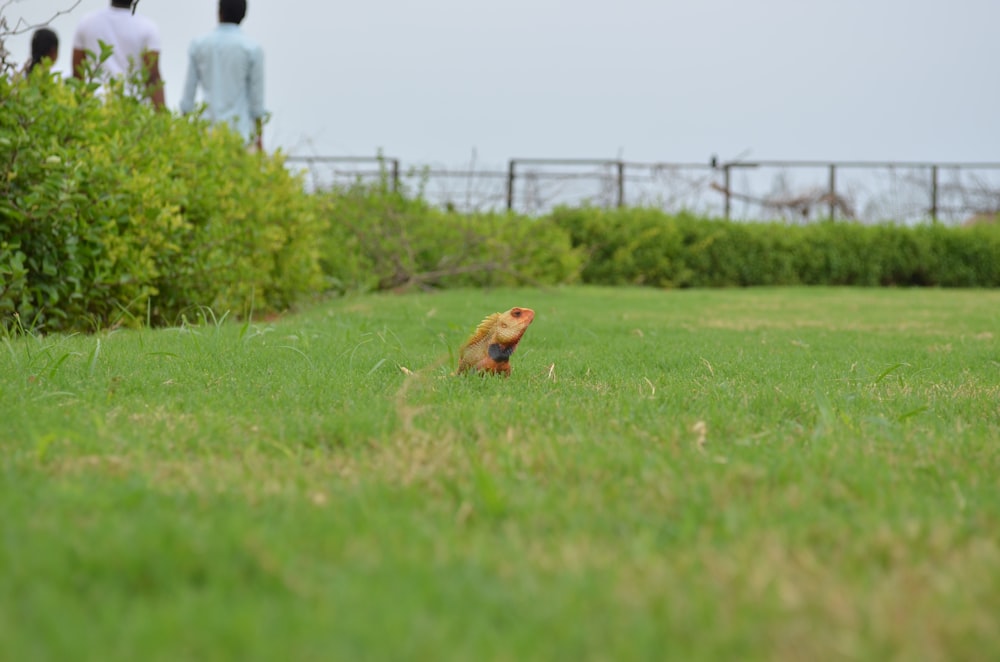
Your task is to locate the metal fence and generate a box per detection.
[285,155,1000,225]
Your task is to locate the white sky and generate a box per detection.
[3,0,998,167]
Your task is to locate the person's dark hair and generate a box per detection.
[220,0,247,24]
[28,28,59,73]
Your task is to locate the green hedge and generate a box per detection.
[4,70,998,333]
[1,70,324,331]
[313,180,581,292]
[551,207,1000,288]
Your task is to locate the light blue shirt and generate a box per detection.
[180,24,265,143]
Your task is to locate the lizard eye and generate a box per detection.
[511,309,522,318]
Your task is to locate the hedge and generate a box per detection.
[1,68,324,331]
[3,71,997,334]
[550,207,1000,288]
[313,180,581,293]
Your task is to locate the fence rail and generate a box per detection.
[285,156,1000,224]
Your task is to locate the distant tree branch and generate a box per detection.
[711,181,856,221]
[1,0,82,36]
[1,1,82,73]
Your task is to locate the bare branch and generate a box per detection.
[0,0,82,74]
[1,0,82,36]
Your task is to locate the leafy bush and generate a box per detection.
[552,207,1000,288]
[4,70,996,335]
[314,179,581,292]
[0,68,324,331]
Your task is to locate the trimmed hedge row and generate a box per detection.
[551,207,1000,288]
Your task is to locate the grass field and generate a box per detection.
[2,286,999,661]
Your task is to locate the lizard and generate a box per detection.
[457,307,535,376]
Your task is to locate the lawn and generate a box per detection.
[1,286,998,661]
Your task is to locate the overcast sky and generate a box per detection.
[4,0,998,167]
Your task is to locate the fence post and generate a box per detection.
[616,161,625,208]
[828,164,837,220]
[930,165,939,221]
[391,158,400,193]
[506,160,516,211]
[306,157,319,191]
[723,164,731,220]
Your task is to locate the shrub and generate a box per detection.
[552,207,1000,288]
[0,69,324,331]
[314,180,581,292]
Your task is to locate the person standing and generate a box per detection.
[71,0,165,109]
[24,28,59,75]
[180,0,266,150]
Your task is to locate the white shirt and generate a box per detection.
[72,6,161,80]
[180,24,266,143]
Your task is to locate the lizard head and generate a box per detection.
[495,307,535,344]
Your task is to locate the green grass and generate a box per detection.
[2,286,999,662]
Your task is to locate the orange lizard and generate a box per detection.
[457,307,535,376]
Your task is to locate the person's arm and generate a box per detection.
[253,117,263,151]
[71,48,87,80]
[248,47,266,149]
[71,24,88,80]
[179,45,200,115]
[142,49,165,109]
